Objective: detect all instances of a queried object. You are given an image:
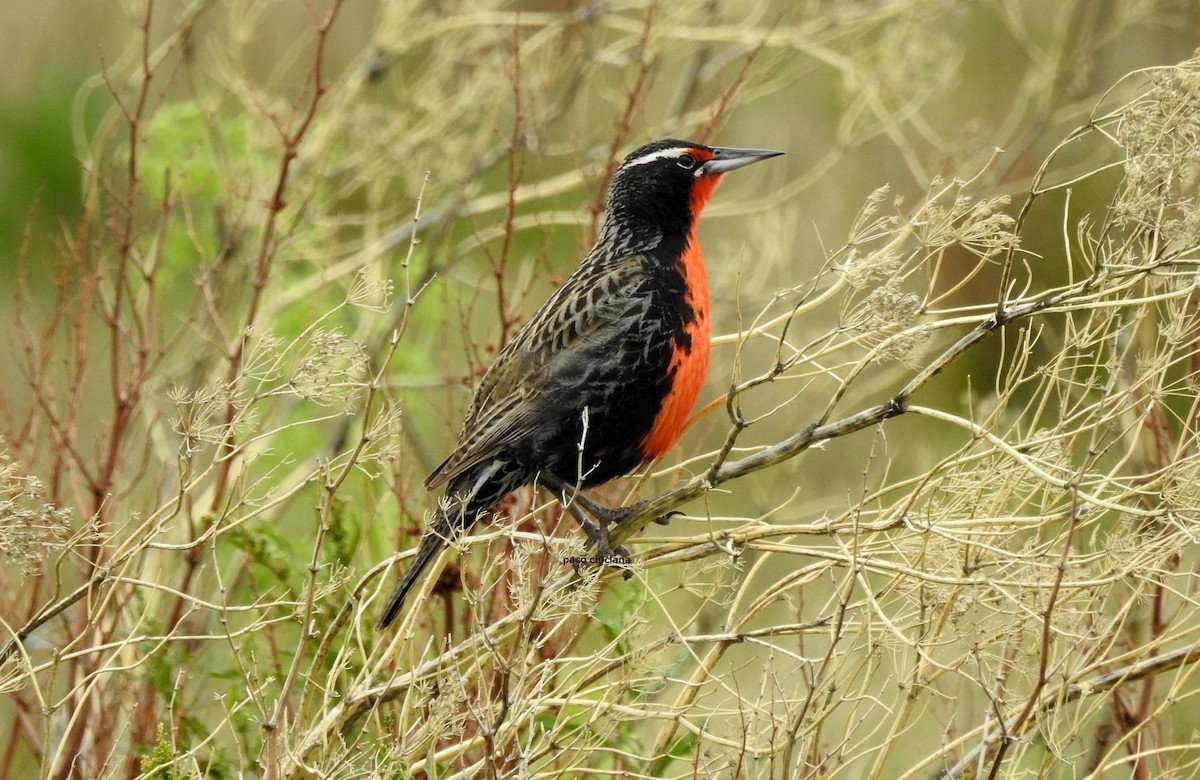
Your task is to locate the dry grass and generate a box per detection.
[2,1,1200,778]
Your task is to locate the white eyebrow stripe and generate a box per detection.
[624,146,694,167]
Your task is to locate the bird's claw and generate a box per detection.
[583,499,644,528]
[597,503,682,530]
[582,517,611,558]
[653,510,683,526]
[613,545,635,580]
[546,478,671,581]
[573,521,636,579]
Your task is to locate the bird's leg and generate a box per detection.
[540,473,626,529]
[560,500,621,556]
[554,500,636,579]
[540,473,677,528]
[565,488,643,528]
[540,473,684,580]
[541,474,640,576]
[570,491,681,529]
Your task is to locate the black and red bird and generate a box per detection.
[378,139,782,628]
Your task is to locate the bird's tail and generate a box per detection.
[376,527,447,629]
[377,459,515,629]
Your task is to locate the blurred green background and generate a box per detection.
[4,0,1198,350]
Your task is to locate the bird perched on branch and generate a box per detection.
[378,139,782,628]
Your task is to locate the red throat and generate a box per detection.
[690,172,723,219]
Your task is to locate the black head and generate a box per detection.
[604,139,783,234]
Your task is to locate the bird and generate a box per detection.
[377,139,783,628]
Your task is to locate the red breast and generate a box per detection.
[638,201,713,459]
[631,142,781,461]
[643,229,705,456]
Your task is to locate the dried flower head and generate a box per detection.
[289,329,369,409]
[0,443,72,578]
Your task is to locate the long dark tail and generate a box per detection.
[377,459,521,629]
[376,527,448,629]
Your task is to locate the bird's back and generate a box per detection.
[427,227,707,493]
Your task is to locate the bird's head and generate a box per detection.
[605,139,783,234]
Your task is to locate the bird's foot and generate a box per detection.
[552,483,680,529]
[566,512,635,580]
[541,474,678,579]
[585,501,683,530]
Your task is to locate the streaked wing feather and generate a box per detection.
[426,252,649,489]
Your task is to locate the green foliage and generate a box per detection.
[135,101,266,279]
[138,102,259,205]
[324,493,361,568]
[231,521,304,584]
[0,78,81,267]
[139,723,183,780]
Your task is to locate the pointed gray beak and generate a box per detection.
[699,146,784,176]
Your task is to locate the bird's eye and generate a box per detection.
[676,153,697,170]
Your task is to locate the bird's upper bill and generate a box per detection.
[698,145,785,176]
